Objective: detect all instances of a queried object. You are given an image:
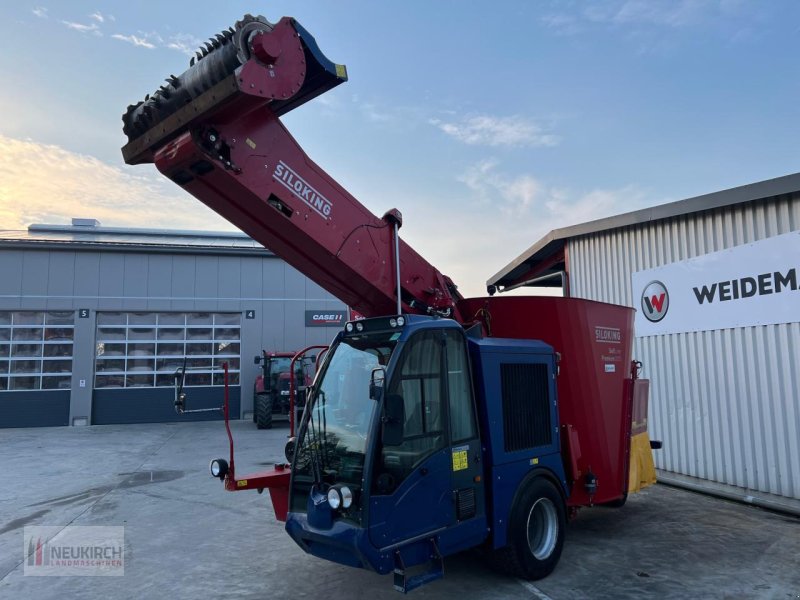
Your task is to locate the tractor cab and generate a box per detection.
[285,315,489,585]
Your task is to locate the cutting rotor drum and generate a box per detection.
[122,15,275,141]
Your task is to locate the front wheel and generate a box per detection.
[255,393,273,430]
[491,477,566,580]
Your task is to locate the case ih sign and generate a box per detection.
[305,310,347,327]
[632,231,799,336]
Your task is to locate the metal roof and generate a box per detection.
[488,172,800,292]
[0,221,274,257]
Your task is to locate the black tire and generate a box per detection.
[255,392,273,430]
[252,384,258,422]
[490,477,566,580]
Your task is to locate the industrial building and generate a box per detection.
[0,219,347,428]
[489,173,800,512]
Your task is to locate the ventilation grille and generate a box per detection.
[456,487,476,521]
[500,363,551,452]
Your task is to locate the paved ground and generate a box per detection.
[1,421,798,599]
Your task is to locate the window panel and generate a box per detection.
[126,374,153,388]
[0,345,8,359]
[97,312,126,326]
[95,375,126,388]
[128,327,155,341]
[214,313,241,326]
[127,343,155,357]
[129,312,157,325]
[127,358,154,372]
[13,328,43,342]
[157,343,185,356]
[11,360,41,374]
[157,328,185,341]
[96,359,125,373]
[213,372,240,386]
[42,376,71,390]
[445,330,477,443]
[11,344,42,358]
[98,328,126,341]
[156,357,185,372]
[187,313,212,325]
[42,360,72,374]
[186,373,212,386]
[45,343,74,358]
[0,377,7,390]
[95,342,125,357]
[0,329,10,342]
[10,376,39,390]
[46,311,75,325]
[156,374,177,387]
[158,313,185,326]
[0,360,7,374]
[214,327,239,340]
[186,328,212,340]
[0,313,10,326]
[45,328,74,342]
[186,343,212,356]
[13,311,44,325]
[215,342,240,356]
[213,357,240,371]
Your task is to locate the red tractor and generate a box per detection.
[253,351,313,429]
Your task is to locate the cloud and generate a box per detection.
[164,33,204,57]
[430,115,559,148]
[89,12,104,23]
[0,134,233,233]
[32,7,48,19]
[62,20,100,34]
[111,33,156,49]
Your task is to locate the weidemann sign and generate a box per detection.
[632,231,799,336]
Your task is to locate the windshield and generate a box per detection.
[292,330,398,515]
[267,357,291,376]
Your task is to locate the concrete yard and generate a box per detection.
[1,421,798,599]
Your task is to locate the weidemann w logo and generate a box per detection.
[641,280,669,323]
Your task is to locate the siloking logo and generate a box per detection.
[273,160,333,220]
[641,280,669,322]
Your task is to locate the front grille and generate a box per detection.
[500,363,551,452]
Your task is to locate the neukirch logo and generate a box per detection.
[641,280,669,322]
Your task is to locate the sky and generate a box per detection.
[0,1,798,298]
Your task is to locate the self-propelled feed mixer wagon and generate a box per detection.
[122,13,660,593]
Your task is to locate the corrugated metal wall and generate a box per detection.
[569,193,800,501]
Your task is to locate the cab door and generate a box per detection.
[368,327,485,550]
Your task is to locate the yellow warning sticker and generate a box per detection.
[335,64,348,79]
[245,138,257,150]
[530,457,539,466]
[237,479,248,488]
[452,446,468,471]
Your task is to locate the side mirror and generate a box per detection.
[254,355,262,365]
[369,367,385,401]
[382,394,404,446]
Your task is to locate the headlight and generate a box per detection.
[340,486,353,509]
[345,322,354,332]
[396,316,405,326]
[210,458,229,480]
[389,318,397,328]
[356,322,364,332]
[327,487,342,510]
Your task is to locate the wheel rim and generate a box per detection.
[526,497,558,560]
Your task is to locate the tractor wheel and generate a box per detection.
[255,393,273,430]
[491,478,566,580]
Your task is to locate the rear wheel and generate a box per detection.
[491,477,566,580]
[255,392,273,429]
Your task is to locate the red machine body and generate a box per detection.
[122,13,649,520]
